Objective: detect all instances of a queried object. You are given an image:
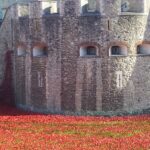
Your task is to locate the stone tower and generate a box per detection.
[0,0,150,114]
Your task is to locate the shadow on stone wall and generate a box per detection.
[0,50,14,105]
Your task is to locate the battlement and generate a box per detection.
[8,0,149,19]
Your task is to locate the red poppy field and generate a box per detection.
[0,105,150,150]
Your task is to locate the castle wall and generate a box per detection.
[0,0,150,113]
[31,58,47,109]
[15,56,26,105]
[13,16,62,111]
[107,15,150,111]
[0,7,12,85]
[0,6,14,103]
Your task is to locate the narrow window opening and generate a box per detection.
[108,20,110,30]
[17,46,26,56]
[111,46,121,55]
[37,72,43,87]
[110,45,127,56]
[137,44,150,55]
[33,45,48,57]
[80,46,97,57]
[87,46,96,55]
[116,71,123,89]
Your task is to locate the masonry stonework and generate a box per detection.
[0,0,150,114]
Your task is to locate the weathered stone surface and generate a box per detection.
[0,0,150,114]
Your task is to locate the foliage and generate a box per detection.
[0,104,149,150]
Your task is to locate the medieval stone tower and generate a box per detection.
[0,0,150,113]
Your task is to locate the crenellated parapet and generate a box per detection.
[8,0,149,19]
